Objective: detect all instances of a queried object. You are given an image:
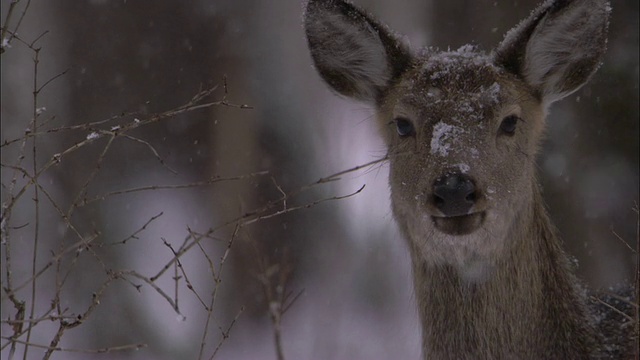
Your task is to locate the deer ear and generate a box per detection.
[304,0,412,103]
[494,0,611,105]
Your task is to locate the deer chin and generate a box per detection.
[431,212,485,235]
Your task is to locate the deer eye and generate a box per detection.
[395,117,415,137]
[499,115,519,135]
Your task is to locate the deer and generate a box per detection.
[304,0,636,358]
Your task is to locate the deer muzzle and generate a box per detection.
[430,172,485,235]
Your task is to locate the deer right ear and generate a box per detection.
[304,0,412,103]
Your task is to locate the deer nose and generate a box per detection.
[432,173,477,216]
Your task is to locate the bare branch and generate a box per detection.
[208,306,244,360]
[3,336,147,354]
[242,184,365,226]
[107,212,164,246]
[123,271,184,317]
[82,171,269,206]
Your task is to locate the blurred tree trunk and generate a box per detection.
[209,0,346,320]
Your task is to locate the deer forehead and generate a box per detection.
[389,51,511,122]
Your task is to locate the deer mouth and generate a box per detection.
[431,212,485,235]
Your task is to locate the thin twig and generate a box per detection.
[0,0,33,53]
[82,171,269,206]
[590,296,635,323]
[43,273,118,359]
[106,212,164,245]
[162,237,208,312]
[208,306,244,360]
[124,271,183,316]
[120,134,178,174]
[1,337,146,354]
[611,229,636,253]
[23,41,42,360]
[242,184,365,226]
[197,223,242,360]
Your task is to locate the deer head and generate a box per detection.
[305,0,610,282]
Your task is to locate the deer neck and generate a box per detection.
[409,185,598,359]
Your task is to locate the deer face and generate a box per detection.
[380,50,545,272]
[305,0,609,276]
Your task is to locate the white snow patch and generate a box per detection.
[422,45,494,81]
[457,44,475,53]
[486,82,501,104]
[430,121,463,157]
[455,163,470,173]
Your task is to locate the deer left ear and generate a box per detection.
[494,0,611,105]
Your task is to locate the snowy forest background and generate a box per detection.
[1,0,638,359]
